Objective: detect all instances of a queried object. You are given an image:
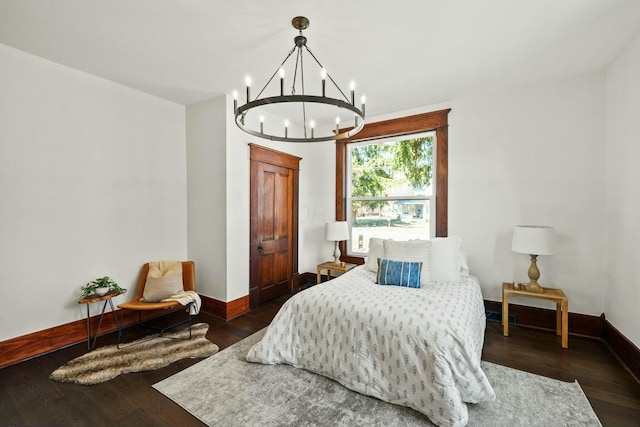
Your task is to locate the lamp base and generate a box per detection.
[523,281,544,293]
[523,254,544,293]
[332,241,341,265]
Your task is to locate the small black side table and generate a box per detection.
[78,290,123,350]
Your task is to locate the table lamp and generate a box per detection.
[325,221,350,264]
[511,225,556,293]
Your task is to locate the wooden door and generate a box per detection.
[249,144,300,309]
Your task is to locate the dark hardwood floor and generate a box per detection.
[1,294,639,427]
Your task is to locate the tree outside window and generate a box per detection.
[347,134,434,254]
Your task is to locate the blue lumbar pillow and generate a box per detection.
[376,258,422,288]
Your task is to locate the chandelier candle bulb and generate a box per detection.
[321,69,327,96]
[361,95,366,116]
[310,120,315,138]
[350,81,355,105]
[245,76,251,102]
[232,91,238,114]
[279,68,285,96]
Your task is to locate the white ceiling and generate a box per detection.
[2,0,640,118]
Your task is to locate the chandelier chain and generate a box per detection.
[299,47,308,138]
[292,47,300,95]
[304,45,351,103]
[254,45,297,101]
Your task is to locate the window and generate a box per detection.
[347,134,434,254]
[335,109,450,262]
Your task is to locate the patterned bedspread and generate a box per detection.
[246,266,495,427]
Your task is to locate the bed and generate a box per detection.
[246,237,496,427]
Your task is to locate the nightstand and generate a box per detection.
[502,282,569,348]
[316,261,356,284]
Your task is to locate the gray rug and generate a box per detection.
[153,329,601,427]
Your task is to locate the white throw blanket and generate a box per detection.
[162,290,201,315]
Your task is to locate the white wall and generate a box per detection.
[296,143,338,271]
[605,32,640,347]
[215,54,635,344]
[4,37,630,347]
[449,73,607,315]
[186,95,336,302]
[215,71,608,317]
[302,73,607,317]
[0,44,187,341]
[186,96,228,301]
[223,98,250,302]
[1,27,634,354]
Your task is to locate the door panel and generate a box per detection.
[249,144,301,309]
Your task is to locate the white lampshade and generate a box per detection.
[325,221,350,241]
[512,225,556,255]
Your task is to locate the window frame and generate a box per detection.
[346,134,435,254]
[335,109,451,264]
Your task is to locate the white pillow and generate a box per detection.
[459,251,470,277]
[364,237,386,272]
[430,236,462,282]
[383,239,431,284]
[142,261,184,302]
[142,271,183,302]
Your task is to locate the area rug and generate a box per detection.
[153,329,601,427]
[50,323,218,385]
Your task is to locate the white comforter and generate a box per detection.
[246,266,495,427]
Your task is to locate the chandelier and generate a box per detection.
[233,16,366,143]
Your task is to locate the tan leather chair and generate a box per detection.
[118,261,196,347]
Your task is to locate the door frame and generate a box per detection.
[249,143,301,308]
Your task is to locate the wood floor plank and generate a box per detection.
[0,294,638,427]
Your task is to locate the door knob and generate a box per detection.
[258,243,263,254]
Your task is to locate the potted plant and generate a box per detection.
[81,276,127,297]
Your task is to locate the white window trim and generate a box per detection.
[345,132,436,256]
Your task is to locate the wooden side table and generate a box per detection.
[78,290,123,350]
[316,261,356,284]
[502,282,569,348]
